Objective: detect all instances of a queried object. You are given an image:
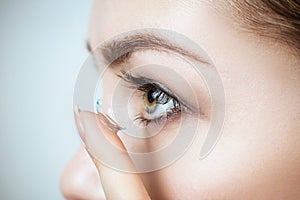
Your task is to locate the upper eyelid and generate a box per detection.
[117,71,197,113]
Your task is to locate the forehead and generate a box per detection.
[88,0,282,75]
[88,0,222,48]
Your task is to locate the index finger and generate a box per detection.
[74,108,151,200]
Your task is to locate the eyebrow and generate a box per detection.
[87,32,211,65]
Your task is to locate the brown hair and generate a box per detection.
[228,0,300,53]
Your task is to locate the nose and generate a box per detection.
[60,146,106,200]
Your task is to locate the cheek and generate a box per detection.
[133,112,300,199]
[138,139,299,199]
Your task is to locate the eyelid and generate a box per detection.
[116,70,197,114]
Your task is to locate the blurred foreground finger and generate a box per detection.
[74,108,151,200]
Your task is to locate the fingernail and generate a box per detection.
[96,111,123,133]
[74,105,86,143]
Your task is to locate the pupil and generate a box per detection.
[147,89,156,103]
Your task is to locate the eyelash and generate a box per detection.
[117,70,190,126]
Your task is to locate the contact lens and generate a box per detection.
[96,99,126,131]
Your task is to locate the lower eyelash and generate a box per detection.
[134,105,182,127]
[134,114,152,126]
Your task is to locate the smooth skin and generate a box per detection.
[61,1,300,199]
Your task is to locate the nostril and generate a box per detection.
[60,146,106,200]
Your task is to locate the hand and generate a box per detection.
[74,110,151,200]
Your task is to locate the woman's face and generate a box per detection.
[61,1,300,199]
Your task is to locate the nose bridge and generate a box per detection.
[60,146,106,200]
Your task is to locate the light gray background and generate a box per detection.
[0,0,92,199]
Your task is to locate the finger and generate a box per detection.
[74,108,151,200]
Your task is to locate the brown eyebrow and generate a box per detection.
[87,33,211,65]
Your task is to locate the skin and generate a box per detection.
[60,0,300,199]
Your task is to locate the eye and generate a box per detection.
[117,70,192,127]
[140,84,181,123]
[142,85,158,113]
